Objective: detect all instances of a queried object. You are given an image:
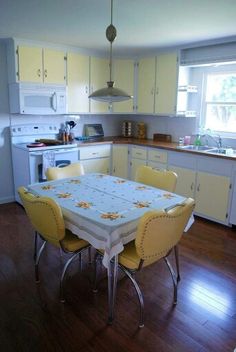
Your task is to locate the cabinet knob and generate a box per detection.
[44,69,48,78]
[197,184,200,192]
[191,182,194,190]
[37,69,41,77]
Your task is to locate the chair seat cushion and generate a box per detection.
[119,241,157,270]
[61,229,89,252]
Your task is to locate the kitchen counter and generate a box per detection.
[76,136,236,161]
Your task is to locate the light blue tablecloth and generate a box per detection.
[28,173,190,267]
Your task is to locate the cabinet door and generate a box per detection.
[112,59,134,113]
[18,46,42,82]
[112,145,128,179]
[67,52,89,113]
[137,57,155,113]
[90,57,110,113]
[130,159,147,181]
[82,158,110,174]
[155,52,178,115]
[195,172,230,222]
[168,165,195,198]
[43,49,65,84]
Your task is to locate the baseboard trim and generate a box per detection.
[0,196,15,204]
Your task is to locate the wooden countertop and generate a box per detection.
[76,136,236,161]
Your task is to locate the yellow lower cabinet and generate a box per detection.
[168,165,195,198]
[112,145,128,179]
[195,172,230,222]
[82,158,110,174]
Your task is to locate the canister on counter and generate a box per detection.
[137,122,146,139]
[122,121,133,137]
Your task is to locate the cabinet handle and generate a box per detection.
[44,69,48,78]
[151,88,154,95]
[197,184,200,192]
[113,167,116,173]
[85,86,88,94]
[37,69,41,77]
[136,152,142,156]
[92,152,98,155]
[155,155,160,159]
[190,182,194,190]
[156,88,159,95]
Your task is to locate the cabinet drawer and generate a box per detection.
[148,149,167,163]
[131,147,147,159]
[80,145,111,160]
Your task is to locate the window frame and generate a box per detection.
[200,64,236,138]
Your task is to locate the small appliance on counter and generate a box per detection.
[84,124,104,139]
[137,122,146,139]
[122,121,133,137]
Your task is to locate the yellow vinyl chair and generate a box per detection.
[135,165,177,192]
[18,187,90,302]
[45,162,85,181]
[135,165,180,278]
[94,198,195,327]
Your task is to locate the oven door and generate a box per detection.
[29,148,79,183]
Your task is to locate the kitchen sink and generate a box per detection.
[205,148,235,155]
[177,145,215,151]
[177,145,235,156]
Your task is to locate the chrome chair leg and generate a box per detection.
[93,252,101,293]
[35,240,46,283]
[34,231,38,260]
[119,265,144,328]
[88,246,92,264]
[164,257,178,305]
[174,245,181,282]
[60,251,83,303]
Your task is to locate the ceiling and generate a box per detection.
[0,0,236,57]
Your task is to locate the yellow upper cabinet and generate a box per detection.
[137,57,156,113]
[17,45,66,84]
[90,56,110,113]
[43,49,65,84]
[67,52,90,113]
[112,59,134,113]
[155,52,178,115]
[18,46,42,83]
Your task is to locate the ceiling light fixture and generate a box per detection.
[88,0,133,103]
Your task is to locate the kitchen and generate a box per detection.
[0,1,236,351]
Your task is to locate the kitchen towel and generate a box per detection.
[42,151,56,180]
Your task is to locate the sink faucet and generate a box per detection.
[216,136,222,149]
[203,133,222,149]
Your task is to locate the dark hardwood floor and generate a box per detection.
[1,202,236,352]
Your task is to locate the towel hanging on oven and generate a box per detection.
[42,151,55,180]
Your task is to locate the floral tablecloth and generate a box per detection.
[28,173,192,267]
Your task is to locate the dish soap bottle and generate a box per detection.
[194,135,202,146]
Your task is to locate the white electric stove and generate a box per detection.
[10,124,79,203]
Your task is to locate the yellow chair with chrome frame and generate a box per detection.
[135,165,178,192]
[45,162,85,181]
[135,165,180,280]
[94,198,195,328]
[18,186,90,303]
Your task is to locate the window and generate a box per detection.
[202,72,236,133]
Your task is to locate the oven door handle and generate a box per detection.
[30,148,79,156]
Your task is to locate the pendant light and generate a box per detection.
[89,0,133,103]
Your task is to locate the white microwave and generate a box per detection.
[9,83,67,115]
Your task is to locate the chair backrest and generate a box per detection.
[46,162,85,181]
[135,198,195,262]
[18,187,65,245]
[135,165,177,192]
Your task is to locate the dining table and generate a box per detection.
[28,173,194,323]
